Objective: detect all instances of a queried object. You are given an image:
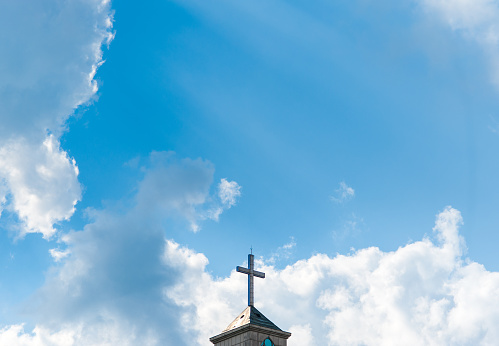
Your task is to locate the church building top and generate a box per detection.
[209,252,291,346]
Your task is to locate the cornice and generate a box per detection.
[210,323,291,343]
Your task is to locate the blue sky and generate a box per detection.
[2,0,499,345]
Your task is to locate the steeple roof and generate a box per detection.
[222,305,282,333]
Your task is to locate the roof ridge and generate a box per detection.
[222,306,282,333]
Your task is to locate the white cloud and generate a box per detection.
[205,178,243,222]
[218,178,242,207]
[0,0,113,237]
[0,136,81,238]
[0,322,157,346]
[288,324,315,346]
[331,181,355,203]
[195,178,242,224]
[420,0,499,85]
[49,248,71,263]
[167,207,499,345]
[0,324,75,346]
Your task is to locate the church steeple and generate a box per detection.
[210,252,292,346]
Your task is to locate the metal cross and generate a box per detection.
[236,253,265,306]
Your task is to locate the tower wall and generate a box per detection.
[210,324,290,346]
[211,330,288,346]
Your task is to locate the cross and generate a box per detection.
[236,253,265,306]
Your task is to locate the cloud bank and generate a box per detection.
[0,0,113,237]
[0,136,80,237]
[2,160,499,346]
[168,207,499,345]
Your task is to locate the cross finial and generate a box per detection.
[236,253,265,306]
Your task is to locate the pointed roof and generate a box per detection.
[222,305,282,333]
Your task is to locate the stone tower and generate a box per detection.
[209,253,291,346]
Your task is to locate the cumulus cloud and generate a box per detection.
[0,0,113,236]
[288,324,315,346]
[2,162,499,345]
[166,207,499,345]
[420,0,499,84]
[0,152,240,345]
[331,181,355,203]
[0,136,81,238]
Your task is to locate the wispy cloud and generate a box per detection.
[206,178,242,223]
[268,236,297,264]
[49,248,71,263]
[218,178,242,208]
[332,213,364,240]
[330,181,355,203]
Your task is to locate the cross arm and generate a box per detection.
[236,266,250,274]
[253,270,265,278]
[236,266,265,278]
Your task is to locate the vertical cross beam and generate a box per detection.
[236,253,265,306]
